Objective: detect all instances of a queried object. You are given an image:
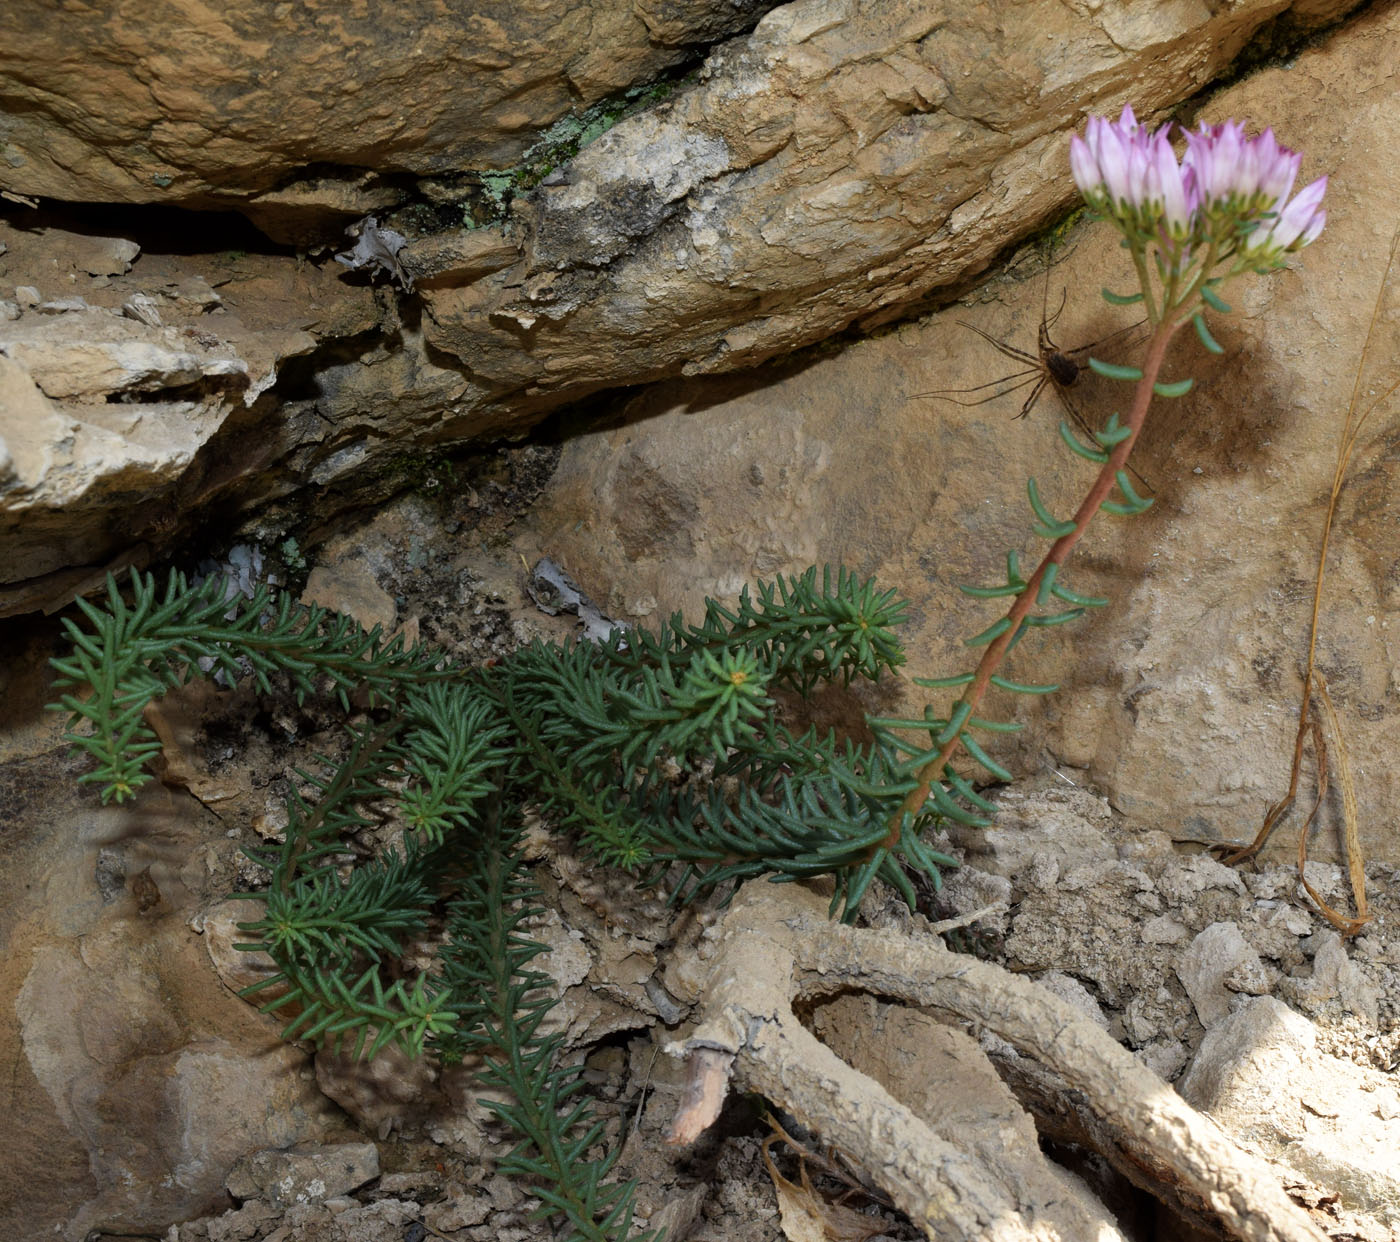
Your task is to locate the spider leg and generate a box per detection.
[1042,286,1069,337]
[915,371,1043,406]
[955,320,1040,367]
[1055,383,1156,493]
[1064,317,1150,362]
[1013,374,1050,421]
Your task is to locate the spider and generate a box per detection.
[918,281,1152,490]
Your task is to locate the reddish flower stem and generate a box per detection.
[885,319,1182,847]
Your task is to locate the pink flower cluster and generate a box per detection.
[1069,105,1327,266]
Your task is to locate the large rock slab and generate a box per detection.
[1179,997,1400,1227]
[0,768,348,1240]
[0,1,775,236]
[0,222,383,613]
[419,0,1361,405]
[518,2,1400,858]
[0,3,1369,614]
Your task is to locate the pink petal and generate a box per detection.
[1069,135,1100,196]
[1250,174,1328,252]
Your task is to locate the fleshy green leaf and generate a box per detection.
[1088,357,1144,382]
[1153,377,1194,398]
[1059,420,1109,463]
[1201,284,1231,313]
[1193,312,1224,355]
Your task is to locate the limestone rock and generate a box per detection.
[0,354,63,494]
[0,661,351,1242]
[225,1142,380,1207]
[1177,923,1265,1029]
[301,561,397,635]
[420,0,1362,405]
[520,2,1400,859]
[202,899,284,997]
[0,1,773,236]
[934,864,1013,934]
[10,885,343,1240]
[1,9,1395,887]
[63,233,141,277]
[314,1043,443,1140]
[398,228,520,291]
[2,307,247,400]
[1,4,1375,625]
[1282,930,1381,1025]
[0,219,377,614]
[1037,970,1110,1029]
[1179,996,1400,1227]
[176,1197,424,1242]
[1141,915,1189,946]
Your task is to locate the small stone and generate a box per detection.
[1176,922,1264,1028]
[1138,1038,1188,1082]
[426,1194,492,1231]
[315,1042,441,1137]
[1038,970,1109,1028]
[70,235,141,276]
[36,296,90,313]
[1141,914,1187,945]
[122,292,164,327]
[1287,931,1380,1025]
[1258,902,1314,936]
[375,1171,444,1197]
[225,1141,379,1207]
[1301,861,1344,900]
[250,791,289,841]
[1122,994,1163,1045]
[1223,954,1275,996]
[1244,869,1292,901]
[647,1184,709,1242]
[937,865,1013,925]
[1060,860,1119,891]
[1021,853,1060,891]
[202,899,283,996]
[165,274,222,311]
[14,285,40,307]
[301,562,397,634]
[1156,855,1247,904]
[644,973,687,1025]
[1114,830,1175,860]
[0,299,18,320]
[201,1199,280,1242]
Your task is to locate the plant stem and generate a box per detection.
[887,319,1181,844]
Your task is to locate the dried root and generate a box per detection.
[666,882,1327,1242]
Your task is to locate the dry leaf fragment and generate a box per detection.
[762,1121,887,1242]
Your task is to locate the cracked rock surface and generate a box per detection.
[0,1,779,238]
[2,1,1371,617]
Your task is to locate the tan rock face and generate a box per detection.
[0,1,773,234]
[1,4,1393,865]
[0,2,1365,614]
[420,0,1361,405]
[0,221,381,612]
[519,2,1400,860]
[0,770,345,1241]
